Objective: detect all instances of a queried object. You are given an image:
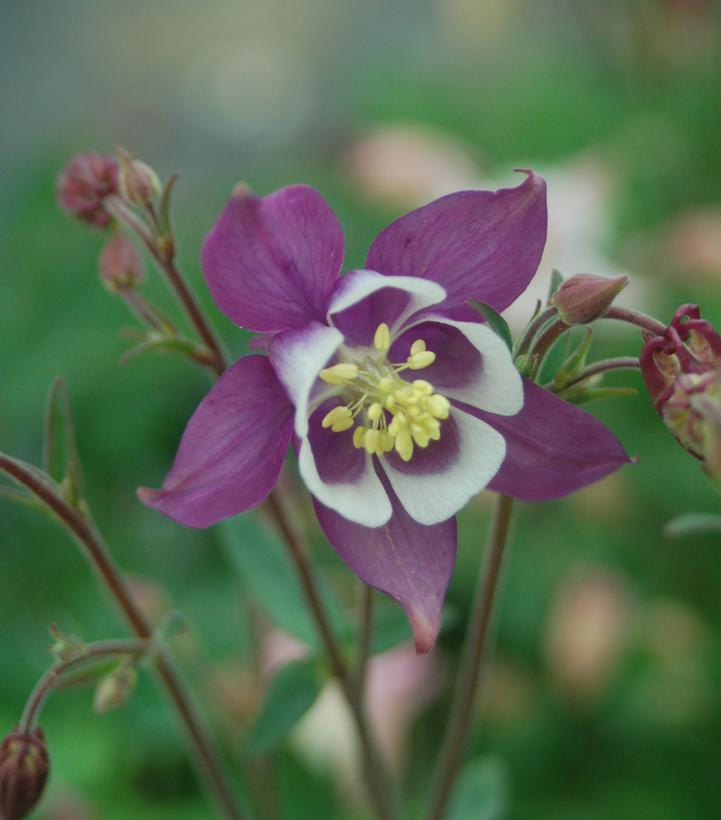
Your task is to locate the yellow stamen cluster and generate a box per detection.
[318,323,450,462]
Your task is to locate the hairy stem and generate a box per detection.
[515,305,558,356]
[604,306,666,336]
[425,494,515,820]
[529,318,570,379]
[0,454,248,820]
[265,493,394,820]
[20,639,149,733]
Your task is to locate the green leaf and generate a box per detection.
[547,269,564,301]
[220,514,349,650]
[560,385,637,405]
[468,301,513,352]
[448,756,510,820]
[246,659,322,756]
[158,173,179,238]
[553,328,593,388]
[43,376,84,502]
[664,512,721,539]
[538,331,571,385]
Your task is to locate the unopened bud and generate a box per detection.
[56,153,118,229]
[99,234,145,293]
[49,624,86,663]
[93,664,137,713]
[117,148,160,206]
[551,274,629,325]
[0,728,50,820]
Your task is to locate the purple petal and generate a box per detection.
[313,475,457,654]
[138,356,293,527]
[327,269,446,347]
[465,379,631,500]
[202,185,344,333]
[366,172,547,320]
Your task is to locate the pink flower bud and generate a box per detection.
[56,153,118,229]
[641,304,721,471]
[0,728,50,820]
[117,149,160,206]
[551,273,629,325]
[99,234,145,293]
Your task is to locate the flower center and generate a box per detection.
[318,323,450,462]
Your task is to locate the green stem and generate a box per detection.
[515,305,558,356]
[354,583,374,697]
[529,318,570,379]
[425,494,515,820]
[0,454,248,820]
[604,306,666,336]
[20,639,149,733]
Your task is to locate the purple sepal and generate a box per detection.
[202,184,344,333]
[365,171,547,321]
[138,356,293,527]
[312,476,457,654]
[467,379,631,500]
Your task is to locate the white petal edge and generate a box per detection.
[380,406,506,526]
[327,269,447,332]
[298,438,393,527]
[269,321,344,438]
[404,314,524,416]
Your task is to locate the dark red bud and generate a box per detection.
[56,153,118,229]
[0,728,50,820]
[551,274,629,325]
[99,234,145,293]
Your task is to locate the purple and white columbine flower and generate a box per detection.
[140,173,629,652]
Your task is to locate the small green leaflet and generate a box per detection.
[468,301,513,352]
[663,512,721,539]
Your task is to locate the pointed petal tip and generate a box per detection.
[411,611,440,655]
[136,486,157,506]
[231,181,253,199]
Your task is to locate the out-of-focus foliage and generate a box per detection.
[2,1,721,818]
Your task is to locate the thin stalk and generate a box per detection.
[514,305,558,356]
[604,306,666,336]
[354,583,374,697]
[529,318,570,379]
[20,639,149,733]
[265,492,395,820]
[425,494,515,820]
[559,356,640,392]
[105,196,228,378]
[0,454,248,820]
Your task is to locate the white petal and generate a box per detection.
[298,438,393,527]
[407,314,523,416]
[381,407,506,526]
[269,322,344,438]
[328,269,446,331]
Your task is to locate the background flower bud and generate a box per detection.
[117,149,160,206]
[551,273,629,325]
[56,153,118,229]
[0,728,50,820]
[99,234,145,293]
[93,664,137,713]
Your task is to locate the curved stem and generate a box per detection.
[515,305,558,356]
[604,306,666,336]
[105,196,228,378]
[559,356,640,392]
[20,639,149,733]
[425,494,515,820]
[0,454,248,820]
[264,492,395,820]
[529,318,570,379]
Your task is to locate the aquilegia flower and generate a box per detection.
[140,173,629,652]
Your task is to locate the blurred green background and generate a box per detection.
[2,1,721,818]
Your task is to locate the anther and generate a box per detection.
[395,430,414,462]
[374,323,391,354]
[367,402,383,422]
[319,363,359,384]
[322,406,352,428]
[353,426,367,449]
[407,351,436,370]
[365,429,381,455]
[410,339,426,355]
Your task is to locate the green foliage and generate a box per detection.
[449,756,510,820]
[246,659,322,756]
[468,301,513,351]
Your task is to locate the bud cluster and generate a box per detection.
[56,153,119,229]
[641,304,721,473]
